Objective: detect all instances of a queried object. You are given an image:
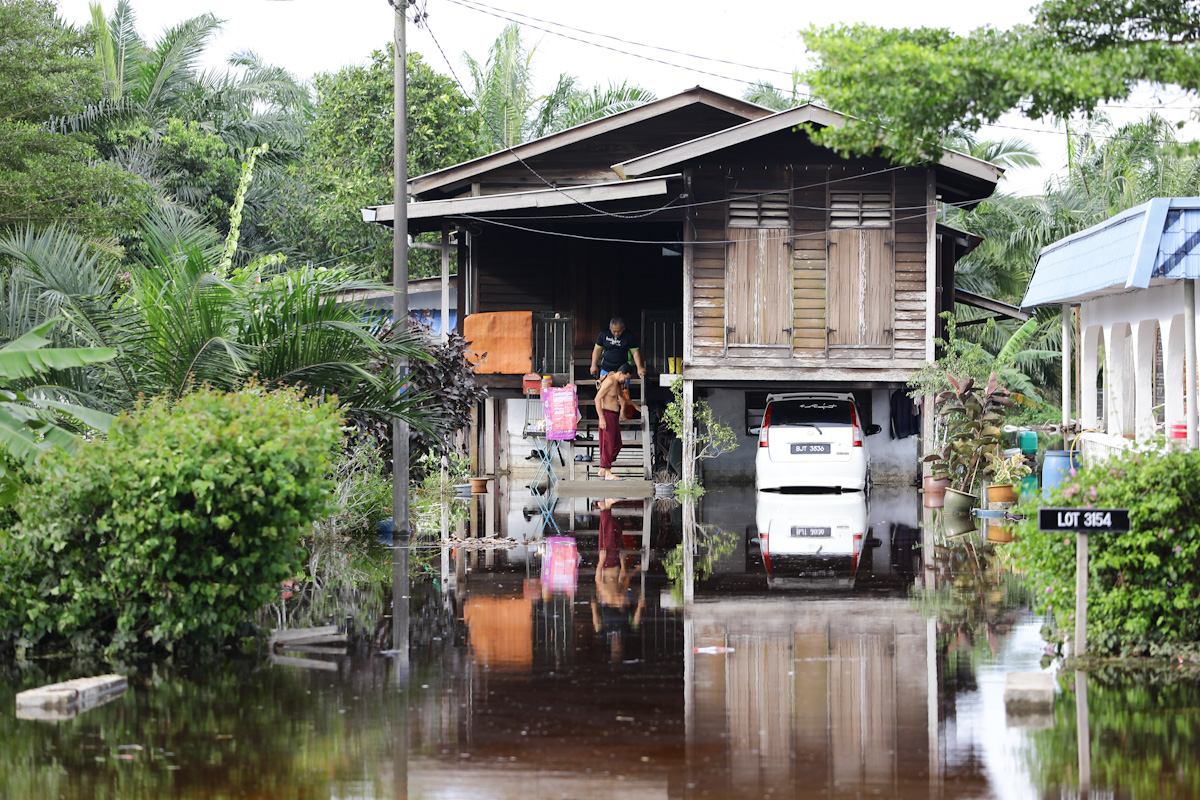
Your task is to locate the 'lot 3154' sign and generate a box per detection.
[1038,508,1130,533]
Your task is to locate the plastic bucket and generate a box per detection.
[1042,450,1080,497]
[1018,430,1038,455]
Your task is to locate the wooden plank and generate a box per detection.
[278,644,349,655]
[694,306,724,317]
[792,318,827,331]
[269,654,339,672]
[695,287,725,299]
[792,297,827,309]
[271,625,339,643]
[793,289,827,301]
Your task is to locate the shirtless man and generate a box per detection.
[594,363,633,480]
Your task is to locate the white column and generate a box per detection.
[1133,320,1158,440]
[1081,326,1100,429]
[1164,315,1185,431]
[1062,305,1072,429]
[1186,280,1198,449]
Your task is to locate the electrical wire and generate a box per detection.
[458,205,940,247]
[448,0,797,81]
[419,14,698,220]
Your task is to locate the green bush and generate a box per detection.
[1012,446,1200,657]
[0,385,343,657]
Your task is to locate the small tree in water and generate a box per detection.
[662,377,737,495]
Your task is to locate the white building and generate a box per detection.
[1022,197,1200,457]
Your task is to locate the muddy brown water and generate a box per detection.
[2,486,1199,799]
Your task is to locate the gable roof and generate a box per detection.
[408,87,771,199]
[1021,197,1200,308]
[611,103,1003,205]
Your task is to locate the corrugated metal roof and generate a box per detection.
[1021,198,1200,308]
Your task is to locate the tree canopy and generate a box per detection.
[268,48,483,278]
[801,0,1200,163]
[0,0,148,240]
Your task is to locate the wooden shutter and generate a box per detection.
[726,227,791,346]
[827,229,894,350]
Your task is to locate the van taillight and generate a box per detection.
[759,406,771,447]
[850,404,863,447]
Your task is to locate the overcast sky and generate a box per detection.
[55,0,1199,196]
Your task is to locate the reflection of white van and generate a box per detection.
[754,491,869,589]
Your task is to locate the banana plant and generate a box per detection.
[0,318,116,504]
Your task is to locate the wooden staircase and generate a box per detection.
[569,360,652,481]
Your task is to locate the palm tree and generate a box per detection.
[464,23,655,148]
[547,81,657,133]
[742,72,806,111]
[56,2,309,252]
[0,213,440,438]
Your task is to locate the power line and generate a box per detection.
[435,0,799,95]
[449,0,797,81]
[460,206,942,247]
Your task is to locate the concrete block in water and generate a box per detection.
[1004,672,1055,709]
[16,674,127,721]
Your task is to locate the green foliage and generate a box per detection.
[270,49,482,278]
[1025,670,1200,798]
[0,385,344,657]
[0,0,100,123]
[662,377,738,490]
[0,317,116,505]
[908,313,1057,405]
[404,328,488,475]
[924,372,1016,493]
[801,1,1200,164]
[309,437,393,543]
[1012,446,1200,657]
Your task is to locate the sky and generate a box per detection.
[55,0,1200,197]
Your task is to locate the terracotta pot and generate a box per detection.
[943,487,978,516]
[922,475,952,508]
[469,477,491,494]
[987,483,1019,504]
[986,525,1015,543]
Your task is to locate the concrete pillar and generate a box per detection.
[1133,320,1158,440]
[1081,325,1101,429]
[1164,314,1186,431]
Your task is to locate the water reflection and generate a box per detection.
[4,486,1200,799]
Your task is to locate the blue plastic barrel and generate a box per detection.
[1042,450,1080,497]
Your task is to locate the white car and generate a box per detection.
[753,392,879,492]
[754,491,869,589]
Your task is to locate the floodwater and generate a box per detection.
[3,485,1200,799]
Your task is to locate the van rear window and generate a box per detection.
[768,400,852,426]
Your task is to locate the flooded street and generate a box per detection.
[3,485,1199,799]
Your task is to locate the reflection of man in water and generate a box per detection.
[591,498,645,662]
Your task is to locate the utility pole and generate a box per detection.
[391,0,410,539]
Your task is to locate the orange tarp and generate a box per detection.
[463,311,533,374]
[462,596,532,672]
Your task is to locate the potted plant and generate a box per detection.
[934,373,1015,494]
[921,443,953,508]
[983,451,1032,504]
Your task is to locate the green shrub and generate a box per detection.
[0,385,343,657]
[1012,445,1200,657]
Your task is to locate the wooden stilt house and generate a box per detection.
[366,87,1003,489]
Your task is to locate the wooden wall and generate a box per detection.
[685,163,931,379]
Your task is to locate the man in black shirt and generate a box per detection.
[589,317,646,378]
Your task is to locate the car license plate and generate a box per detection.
[791,526,832,537]
[790,443,831,454]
